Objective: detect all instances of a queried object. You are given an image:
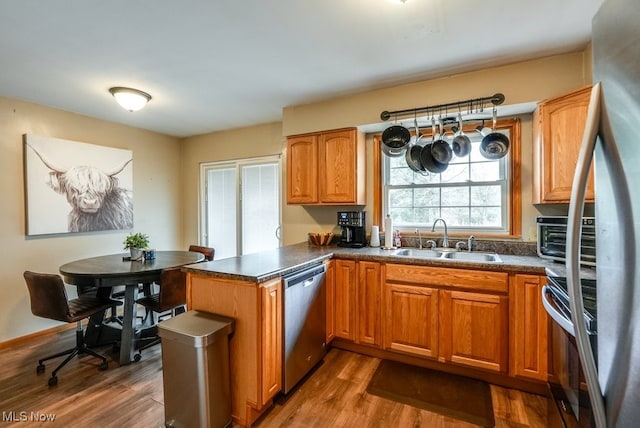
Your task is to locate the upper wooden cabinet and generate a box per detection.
[287,128,365,205]
[286,134,318,204]
[533,85,595,204]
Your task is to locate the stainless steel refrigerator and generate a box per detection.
[567,0,640,426]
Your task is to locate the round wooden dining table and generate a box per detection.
[60,250,204,365]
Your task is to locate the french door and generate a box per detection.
[200,156,281,259]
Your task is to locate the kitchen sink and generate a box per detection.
[389,248,503,263]
[392,249,443,258]
[441,251,502,262]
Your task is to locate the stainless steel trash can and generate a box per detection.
[158,310,234,428]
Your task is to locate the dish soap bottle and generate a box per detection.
[394,230,402,248]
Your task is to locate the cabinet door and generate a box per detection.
[533,85,595,203]
[384,282,439,358]
[358,261,382,347]
[510,274,549,381]
[440,290,508,372]
[286,135,318,204]
[318,129,363,204]
[261,280,282,404]
[334,259,357,341]
[326,260,335,343]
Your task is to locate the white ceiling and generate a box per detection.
[0,0,604,138]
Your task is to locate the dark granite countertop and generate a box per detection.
[183,241,596,283]
[182,243,334,282]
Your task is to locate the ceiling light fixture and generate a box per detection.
[109,87,152,112]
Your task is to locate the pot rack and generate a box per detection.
[379,93,505,122]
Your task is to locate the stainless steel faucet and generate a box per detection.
[467,235,475,252]
[415,228,423,249]
[431,218,449,248]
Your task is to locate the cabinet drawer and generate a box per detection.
[385,263,508,293]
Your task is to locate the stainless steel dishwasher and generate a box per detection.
[282,263,327,394]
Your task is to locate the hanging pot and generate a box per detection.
[405,118,427,173]
[381,143,406,157]
[382,124,411,149]
[452,113,471,157]
[431,118,453,164]
[480,107,510,159]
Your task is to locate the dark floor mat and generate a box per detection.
[366,359,495,427]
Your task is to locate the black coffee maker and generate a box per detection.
[337,211,367,248]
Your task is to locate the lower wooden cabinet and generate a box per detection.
[325,259,335,343]
[332,259,383,347]
[358,261,382,347]
[330,262,549,381]
[187,274,282,427]
[382,264,509,373]
[261,280,282,401]
[439,289,508,373]
[334,259,357,341]
[384,282,439,358]
[509,274,549,381]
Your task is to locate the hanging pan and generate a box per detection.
[452,112,471,157]
[431,117,453,164]
[405,117,427,174]
[420,118,449,174]
[480,106,510,159]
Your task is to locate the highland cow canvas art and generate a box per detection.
[24,134,133,235]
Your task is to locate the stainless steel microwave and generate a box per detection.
[536,216,596,267]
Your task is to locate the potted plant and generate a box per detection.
[123,232,150,260]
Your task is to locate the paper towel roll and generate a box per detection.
[384,215,394,249]
[370,225,380,247]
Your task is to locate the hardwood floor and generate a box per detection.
[0,327,560,427]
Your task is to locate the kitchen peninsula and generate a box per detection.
[182,242,580,427]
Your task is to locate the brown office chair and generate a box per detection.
[134,267,187,360]
[188,245,215,261]
[23,271,122,386]
[77,284,123,326]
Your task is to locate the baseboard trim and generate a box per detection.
[0,323,75,350]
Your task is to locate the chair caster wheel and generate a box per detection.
[36,364,45,374]
[48,376,58,387]
[133,353,142,362]
[99,361,108,371]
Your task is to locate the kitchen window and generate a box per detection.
[376,118,521,237]
[200,156,282,259]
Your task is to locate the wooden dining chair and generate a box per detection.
[23,271,122,386]
[134,267,187,360]
[188,244,215,261]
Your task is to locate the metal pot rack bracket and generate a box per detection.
[380,93,505,122]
